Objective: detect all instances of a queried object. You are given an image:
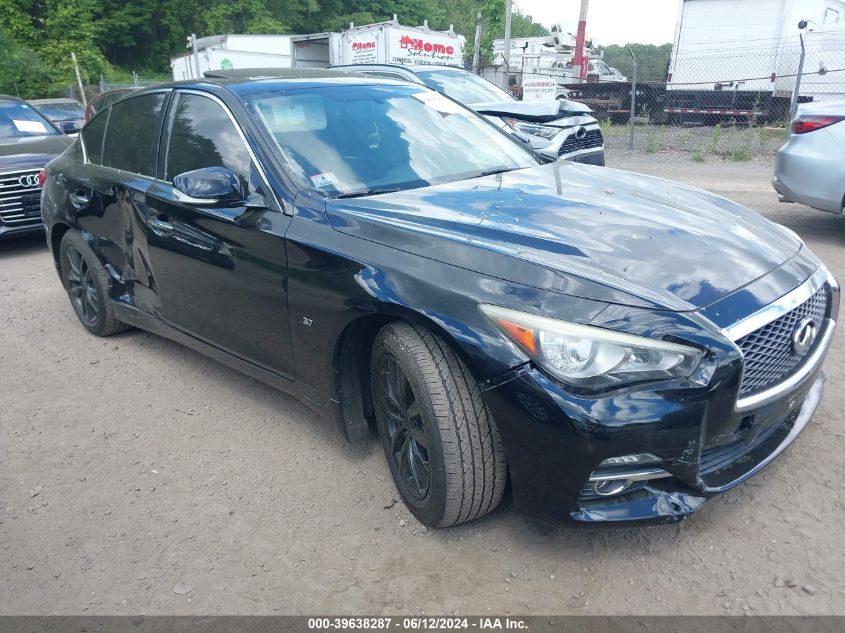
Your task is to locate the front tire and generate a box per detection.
[371,322,507,527]
[59,230,129,337]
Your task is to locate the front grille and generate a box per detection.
[0,169,43,226]
[736,287,829,397]
[558,129,603,156]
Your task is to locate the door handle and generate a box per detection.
[68,191,90,209]
[148,216,175,234]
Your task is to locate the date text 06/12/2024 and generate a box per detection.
[307,617,529,630]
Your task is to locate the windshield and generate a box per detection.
[33,102,84,121]
[414,69,514,104]
[0,101,59,140]
[246,84,539,197]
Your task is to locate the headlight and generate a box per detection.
[503,117,559,140]
[481,305,707,390]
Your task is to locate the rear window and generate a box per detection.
[33,102,85,121]
[0,101,59,140]
[101,93,167,176]
[414,69,514,104]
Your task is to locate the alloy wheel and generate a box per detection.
[377,354,431,501]
[64,246,99,326]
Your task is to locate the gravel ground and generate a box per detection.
[1,153,843,616]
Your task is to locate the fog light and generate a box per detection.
[599,453,661,466]
[592,479,632,497]
[583,464,672,501]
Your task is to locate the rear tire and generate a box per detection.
[371,322,507,527]
[59,230,129,337]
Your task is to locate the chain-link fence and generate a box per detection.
[59,73,172,107]
[479,37,845,160]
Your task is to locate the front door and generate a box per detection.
[142,91,295,378]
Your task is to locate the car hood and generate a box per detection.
[471,98,593,123]
[325,162,802,311]
[0,135,72,167]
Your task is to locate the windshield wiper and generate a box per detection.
[474,167,516,178]
[334,187,401,199]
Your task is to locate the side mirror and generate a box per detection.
[173,167,245,205]
[59,121,81,134]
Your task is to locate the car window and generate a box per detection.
[91,90,133,118]
[101,92,167,176]
[33,103,85,121]
[81,110,108,164]
[246,84,539,197]
[413,69,514,104]
[0,100,60,140]
[164,93,251,186]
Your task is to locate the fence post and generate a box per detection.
[628,46,637,151]
[71,52,87,108]
[472,11,482,73]
[788,32,806,123]
[191,34,201,79]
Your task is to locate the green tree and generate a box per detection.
[511,9,548,38]
[602,43,672,82]
[0,29,55,98]
[42,0,110,83]
[0,0,552,92]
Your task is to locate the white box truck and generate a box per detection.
[293,18,465,67]
[666,0,845,120]
[171,18,465,80]
[171,34,296,80]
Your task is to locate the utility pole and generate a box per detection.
[71,52,87,108]
[574,0,590,80]
[472,10,483,73]
[192,34,201,79]
[503,0,513,73]
[187,33,201,79]
[628,46,637,150]
[789,22,808,123]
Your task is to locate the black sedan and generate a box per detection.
[40,72,838,528]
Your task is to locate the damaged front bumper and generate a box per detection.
[571,372,824,526]
[482,359,828,528]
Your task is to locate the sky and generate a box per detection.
[513,0,680,46]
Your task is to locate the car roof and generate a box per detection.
[0,94,24,103]
[29,98,82,106]
[332,63,465,75]
[124,70,416,98]
[203,68,352,80]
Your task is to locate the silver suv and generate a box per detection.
[331,64,605,166]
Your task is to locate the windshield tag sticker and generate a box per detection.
[411,91,465,115]
[310,172,339,188]
[13,119,48,133]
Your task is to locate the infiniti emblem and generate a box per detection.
[575,126,588,140]
[18,174,40,188]
[792,317,818,355]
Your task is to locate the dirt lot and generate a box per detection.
[1,154,844,616]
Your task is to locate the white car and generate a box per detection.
[331,64,606,166]
[773,101,845,214]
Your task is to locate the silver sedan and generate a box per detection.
[773,101,845,214]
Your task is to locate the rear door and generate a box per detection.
[142,90,295,377]
[70,90,169,312]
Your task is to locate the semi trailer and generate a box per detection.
[171,17,464,80]
[560,0,845,124]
